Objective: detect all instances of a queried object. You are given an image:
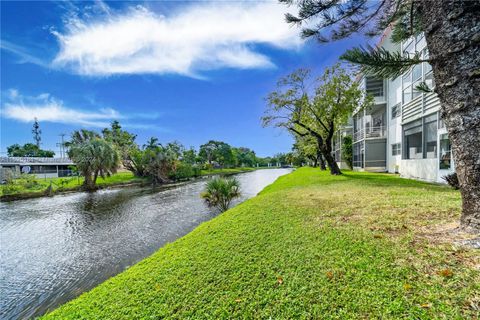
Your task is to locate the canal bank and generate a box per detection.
[0,169,291,319]
[0,167,263,202]
[41,168,479,319]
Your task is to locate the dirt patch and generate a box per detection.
[417,222,479,247]
[416,222,480,269]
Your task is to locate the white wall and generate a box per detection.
[400,159,438,182]
[383,36,402,174]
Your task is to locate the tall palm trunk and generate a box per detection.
[83,172,96,191]
[418,1,480,231]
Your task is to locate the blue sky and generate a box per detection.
[1,1,370,157]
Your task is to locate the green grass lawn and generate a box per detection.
[200,167,257,176]
[43,168,479,319]
[0,171,145,197]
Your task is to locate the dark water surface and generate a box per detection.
[0,169,291,319]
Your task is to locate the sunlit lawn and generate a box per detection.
[0,171,144,196]
[200,167,256,176]
[43,168,479,319]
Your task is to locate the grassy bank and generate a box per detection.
[0,167,262,200]
[44,168,479,319]
[200,167,257,176]
[0,172,147,199]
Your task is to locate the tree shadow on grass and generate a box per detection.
[339,171,456,193]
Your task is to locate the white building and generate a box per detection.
[0,157,75,181]
[336,29,454,183]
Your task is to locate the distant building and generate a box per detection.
[335,29,454,183]
[0,157,75,181]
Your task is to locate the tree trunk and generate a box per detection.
[83,173,96,191]
[418,1,480,231]
[319,154,327,170]
[319,139,341,175]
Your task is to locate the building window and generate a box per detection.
[412,64,422,82]
[438,117,445,129]
[391,103,401,119]
[365,77,384,97]
[392,143,401,156]
[425,71,435,90]
[439,134,452,169]
[403,38,415,57]
[353,141,364,168]
[402,71,412,104]
[403,119,423,159]
[424,113,437,158]
[416,34,427,51]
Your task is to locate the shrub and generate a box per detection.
[201,177,241,212]
[192,165,201,177]
[1,183,22,195]
[341,135,353,169]
[202,163,213,171]
[443,172,459,189]
[170,162,194,181]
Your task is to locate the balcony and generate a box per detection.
[353,126,387,142]
[365,77,385,104]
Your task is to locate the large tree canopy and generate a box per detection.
[7,143,55,158]
[263,65,372,175]
[199,140,235,168]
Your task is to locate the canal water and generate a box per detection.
[0,169,291,319]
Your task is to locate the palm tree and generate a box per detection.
[68,132,119,191]
[144,145,177,184]
[201,177,241,212]
[143,137,159,150]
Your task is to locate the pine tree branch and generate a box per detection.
[340,45,429,79]
[415,81,433,93]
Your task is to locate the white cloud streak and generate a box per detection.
[52,2,303,77]
[2,89,125,128]
[0,40,50,68]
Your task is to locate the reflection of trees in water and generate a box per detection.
[65,189,143,233]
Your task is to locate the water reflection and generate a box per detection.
[0,169,291,319]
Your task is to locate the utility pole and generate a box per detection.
[32,117,42,148]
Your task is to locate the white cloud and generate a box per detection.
[52,2,302,77]
[0,40,50,68]
[2,90,123,128]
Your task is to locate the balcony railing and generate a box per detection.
[353,126,387,142]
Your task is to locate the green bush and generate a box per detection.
[202,163,213,171]
[1,183,23,195]
[170,162,198,181]
[192,165,201,177]
[201,176,241,212]
[341,135,353,169]
[20,174,39,189]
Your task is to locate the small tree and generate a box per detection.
[293,135,324,169]
[182,147,198,165]
[102,120,137,167]
[263,65,372,175]
[341,135,353,169]
[201,177,241,212]
[144,144,179,184]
